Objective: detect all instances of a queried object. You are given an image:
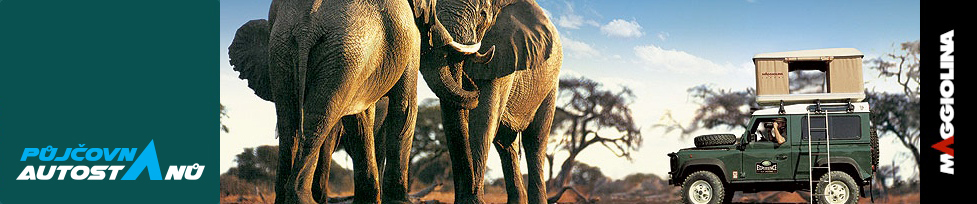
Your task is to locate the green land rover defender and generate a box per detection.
[667,101,879,204]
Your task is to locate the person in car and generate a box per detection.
[772,118,787,145]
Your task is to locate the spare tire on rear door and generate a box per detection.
[694,134,737,147]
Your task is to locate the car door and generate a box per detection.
[740,117,794,181]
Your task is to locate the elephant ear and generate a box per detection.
[229,19,274,102]
[466,1,554,79]
[409,0,436,25]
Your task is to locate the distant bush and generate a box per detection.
[223,145,355,194]
[220,169,257,195]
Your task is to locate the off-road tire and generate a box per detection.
[870,127,880,169]
[723,191,736,203]
[814,171,859,204]
[681,171,727,204]
[694,134,737,147]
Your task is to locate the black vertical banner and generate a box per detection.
[921,1,963,202]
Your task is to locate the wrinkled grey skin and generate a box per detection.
[311,98,388,203]
[418,0,563,203]
[229,0,488,203]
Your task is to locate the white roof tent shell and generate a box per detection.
[753,102,870,116]
[753,48,863,60]
[752,48,866,106]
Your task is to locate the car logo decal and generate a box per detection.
[757,160,778,173]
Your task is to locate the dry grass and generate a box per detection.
[220,195,273,204]
[730,191,920,204]
[866,193,920,204]
[414,186,509,204]
[219,191,918,203]
[219,192,354,204]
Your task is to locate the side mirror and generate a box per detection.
[737,134,752,150]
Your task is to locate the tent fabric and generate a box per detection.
[754,59,789,95]
[827,57,864,93]
[752,48,865,105]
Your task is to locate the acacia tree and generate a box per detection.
[657,85,757,138]
[546,76,642,189]
[407,99,452,187]
[221,103,229,133]
[233,145,281,187]
[227,145,354,192]
[865,41,920,174]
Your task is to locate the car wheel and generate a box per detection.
[814,171,859,204]
[682,171,727,204]
[870,127,880,169]
[694,134,737,147]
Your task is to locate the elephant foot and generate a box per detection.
[382,199,412,204]
[382,193,411,204]
[294,191,318,204]
[327,195,354,203]
[453,197,486,204]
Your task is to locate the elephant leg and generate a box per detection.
[373,97,389,182]
[493,127,527,204]
[288,119,338,204]
[441,103,478,203]
[521,89,556,204]
[289,94,345,204]
[342,108,382,203]
[374,118,387,191]
[313,122,345,203]
[379,73,418,203]
[467,77,515,202]
[274,104,301,204]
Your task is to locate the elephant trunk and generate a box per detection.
[421,60,479,109]
[418,12,482,109]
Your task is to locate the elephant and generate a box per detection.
[311,98,387,203]
[416,0,562,203]
[228,0,491,203]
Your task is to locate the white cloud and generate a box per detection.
[556,13,599,29]
[561,37,601,58]
[657,32,670,41]
[554,1,599,29]
[557,14,586,29]
[601,19,644,38]
[633,44,740,75]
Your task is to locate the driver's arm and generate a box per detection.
[773,122,786,145]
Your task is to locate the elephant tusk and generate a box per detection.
[447,41,482,55]
[471,45,495,64]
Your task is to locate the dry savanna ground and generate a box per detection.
[219,190,919,204]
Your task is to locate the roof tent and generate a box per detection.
[753,48,865,106]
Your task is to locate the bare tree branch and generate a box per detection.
[547,76,642,189]
[220,103,230,133]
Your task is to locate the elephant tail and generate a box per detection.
[295,12,321,139]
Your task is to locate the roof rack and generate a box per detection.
[754,100,868,116]
[756,93,865,106]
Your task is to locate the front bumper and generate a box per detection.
[667,152,678,185]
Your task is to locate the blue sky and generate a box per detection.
[220,0,920,181]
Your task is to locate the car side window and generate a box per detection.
[801,115,861,140]
[750,117,787,144]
